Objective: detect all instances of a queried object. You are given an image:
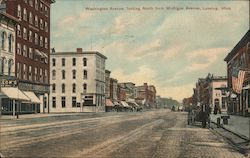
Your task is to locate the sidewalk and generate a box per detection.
[210,113,250,140]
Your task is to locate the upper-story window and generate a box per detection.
[39,68,43,82]
[45,69,48,83]
[23,8,27,21]
[52,58,56,66]
[83,70,87,79]
[35,15,38,27]
[62,84,65,93]
[28,66,32,81]
[62,58,65,66]
[35,33,38,45]
[35,0,38,10]
[45,21,48,32]
[45,37,48,49]
[83,58,87,66]
[8,34,13,53]
[44,6,48,16]
[23,27,27,40]
[72,58,76,66]
[29,0,33,6]
[23,64,27,80]
[52,84,56,93]
[29,47,33,59]
[52,70,56,80]
[62,70,65,79]
[24,0,28,3]
[40,19,43,30]
[8,59,13,76]
[83,83,87,92]
[34,67,37,81]
[72,70,76,79]
[0,58,4,75]
[72,83,76,93]
[17,5,22,18]
[17,25,21,37]
[23,45,27,57]
[40,36,43,47]
[29,12,33,24]
[40,2,43,12]
[29,30,33,42]
[17,43,21,55]
[1,31,6,50]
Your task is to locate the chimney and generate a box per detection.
[77,48,82,53]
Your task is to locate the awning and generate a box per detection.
[243,85,250,90]
[120,101,130,107]
[105,99,114,107]
[23,91,40,103]
[1,87,30,101]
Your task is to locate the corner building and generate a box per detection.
[1,0,55,113]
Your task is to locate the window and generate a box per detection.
[44,6,48,16]
[45,21,48,32]
[28,66,32,80]
[8,34,13,52]
[23,8,27,21]
[35,33,38,45]
[29,0,33,6]
[62,70,65,79]
[0,58,4,75]
[24,0,28,3]
[61,97,66,108]
[52,58,56,66]
[17,43,21,55]
[35,15,38,27]
[17,25,21,37]
[83,58,87,66]
[35,0,38,10]
[52,70,56,80]
[29,30,33,42]
[29,48,33,59]
[52,97,56,108]
[16,63,20,78]
[72,70,76,79]
[72,97,77,107]
[40,19,43,30]
[83,70,87,79]
[72,58,76,66]
[83,83,87,92]
[40,36,43,47]
[39,68,43,82]
[52,84,56,93]
[29,12,33,24]
[17,5,21,18]
[62,84,65,93]
[40,2,43,12]
[62,58,65,66]
[23,27,27,40]
[1,31,6,50]
[72,83,76,93]
[23,45,27,57]
[23,64,27,80]
[8,60,12,76]
[45,69,48,83]
[45,37,48,49]
[34,67,37,81]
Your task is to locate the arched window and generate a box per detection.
[72,83,76,93]
[1,31,6,49]
[17,5,21,18]
[23,45,27,57]
[83,70,87,79]
[62,58,65,66]
[23,8,27,21]
[62,70,65,79]
[8,34,13,52]
[83,83,87,92]
[0,58,4,74]
[83,58,87,66]
[62,83,65,93]
[35,15,38,27]
[17,25,21,37]
[52,70,56,80]
[72,58,76,66]
[52,58,56,66]
[29,12,33,24]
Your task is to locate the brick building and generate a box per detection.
[224,29,250,116]
[136,83,156,108]
[1,0,55,113]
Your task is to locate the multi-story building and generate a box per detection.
[118,82,136,101]
[136,83,157,108]
[224,29,250,116]
[50,48,107,112]
[1,0,55,113]
[110,78,118,101]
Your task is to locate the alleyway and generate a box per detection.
[0,110,245,158]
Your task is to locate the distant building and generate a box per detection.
[224,29,250,116]
[118,82,136,101]
[50,48,107,112]
[110,78,118,101]
[136,83,156,107]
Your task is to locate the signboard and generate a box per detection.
[0,78,18,87]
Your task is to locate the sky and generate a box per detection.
[51,0,249,102]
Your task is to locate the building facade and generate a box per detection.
[110,78,118,102]
[136,83,157,108]
[224,30,250,116]
[1,0,55,113]
[50,48,107,112]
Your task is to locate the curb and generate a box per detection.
[211,121,249,141]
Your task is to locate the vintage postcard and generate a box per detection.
[0,0,249,157]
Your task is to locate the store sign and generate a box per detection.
[18,82,49,93]
[0,78,18,87]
